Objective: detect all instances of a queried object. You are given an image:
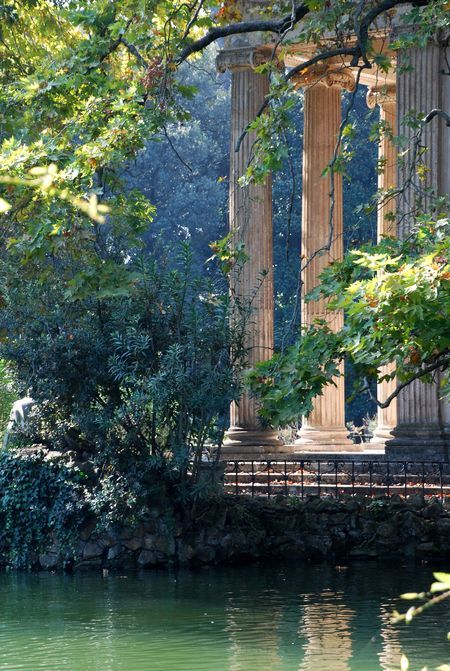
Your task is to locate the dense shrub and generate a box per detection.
[0,243,247,492]
[0,450,86,567]
[0,448,171,567]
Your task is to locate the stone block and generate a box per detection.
[39,553,60,570]
[123,537,142,551]
[83,541,103,560]
[417,542,438,554]
[143,534,156,550]
[106,545,123,561]
[423,501,443,519]
[154,534,175,556]
[79,517,97,541]
[436,517,450,535]
[177,542,196,563]
[376,522,397,539]
[349,546,378,558]
[197,546,216,563]
[75,558,103,569]
[137,550,157,567]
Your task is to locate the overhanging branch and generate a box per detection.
[177,3,309,63]
[362,354,450,409]
[424,109,450,126]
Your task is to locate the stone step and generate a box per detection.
[222,459,450,499]
[223,482,448,497]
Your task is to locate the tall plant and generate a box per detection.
[0,238,248,489]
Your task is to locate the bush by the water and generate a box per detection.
[0,450,85,567]
[0,447,172,568]
[0,212,256,568]
[0,242,245,471]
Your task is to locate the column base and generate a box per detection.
[385,424,450,461]
[370,426,395,445]
[295,426,361,452]
[223,427,292,457]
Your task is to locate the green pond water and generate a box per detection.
[0,562,448,671]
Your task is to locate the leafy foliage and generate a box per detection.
[249,217,450,426]
[125,49,230,270]
[0,0,448,559]
[393,571,450,671]
[0,359,15,438]
[0,450,86,568]
[0,235,247,484]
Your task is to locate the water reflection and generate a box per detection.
[0,564,447,670]
[378,606,403,671]
[299,592,353,671]
[226,600,284,671]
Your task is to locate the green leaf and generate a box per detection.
[0,197,11,213]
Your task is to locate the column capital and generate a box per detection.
[216,46,277,73]
[292,63,356,92]
[366,84,396,110]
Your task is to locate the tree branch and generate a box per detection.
[120,38,149,69]
[177,0,433,152]
[180,0,207,43]
[424,108,450,126]
[362,354,450,409]
[177,0,433,68]
[162,125,194,173]
[176,3,309,63]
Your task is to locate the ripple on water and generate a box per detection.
[0,564,448,671]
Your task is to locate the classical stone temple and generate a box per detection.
[217,22,450,459]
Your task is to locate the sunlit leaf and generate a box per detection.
[0,198,11,213]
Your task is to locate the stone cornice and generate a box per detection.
[366,84,396,109]
[216,46,276,73]
[292,63,356,92]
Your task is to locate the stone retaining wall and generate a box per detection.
[35,495,450,571]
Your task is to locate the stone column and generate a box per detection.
[386,42,450,459]
[295,67,356,450]
[217,47,283,453]
[366,85,398,445]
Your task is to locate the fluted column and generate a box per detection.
[386,42,450,459]
[217,47,283,453]
[366,85,398,445]
[295,68,355,450]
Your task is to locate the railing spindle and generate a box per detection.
[421,462,425,500]
[301,461,304,501]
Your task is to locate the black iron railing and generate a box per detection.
[223,460,449,501]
